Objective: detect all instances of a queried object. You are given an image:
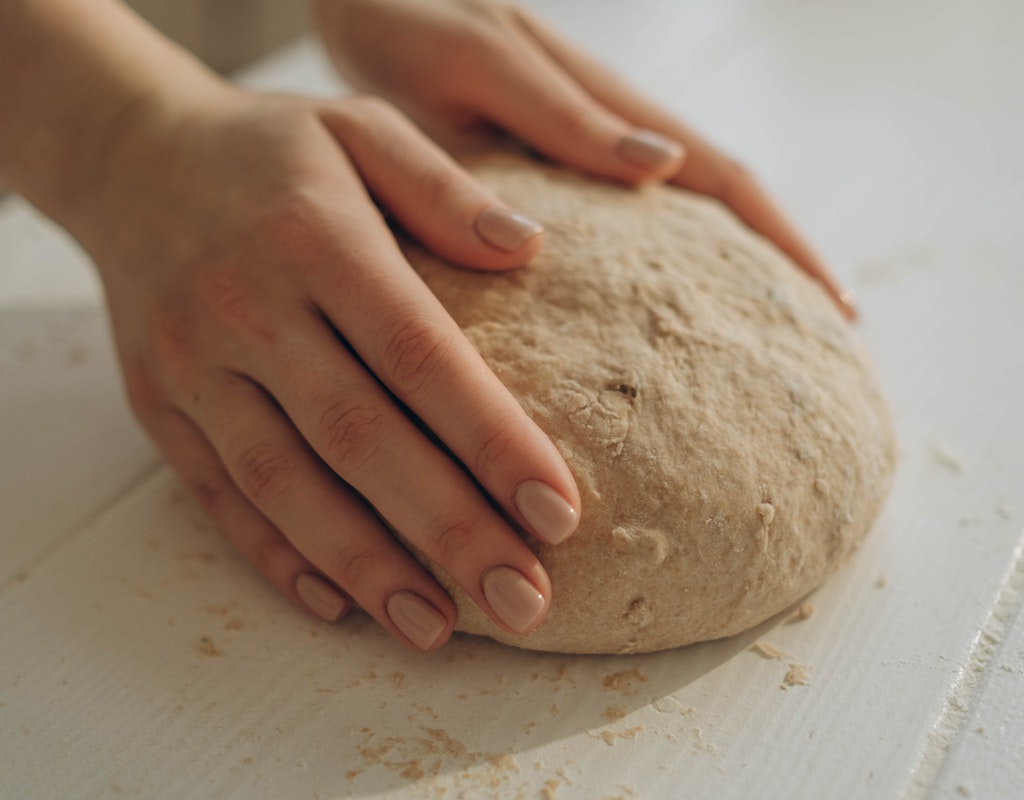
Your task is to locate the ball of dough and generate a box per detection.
[401,155,896,654]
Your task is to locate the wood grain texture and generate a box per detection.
[2,1,1022,797]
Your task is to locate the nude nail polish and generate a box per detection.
[482,566,546,633]
[295,573,347,622]
[616,129,685,170]
[514,479,579,545]
[386,591,447,650]
[474,206,543,252]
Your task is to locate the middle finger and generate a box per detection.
[243,313,553,636]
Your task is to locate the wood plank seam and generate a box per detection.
[0,458,165,598]
[901,531,1024,798]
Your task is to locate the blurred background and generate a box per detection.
[0,1,310,199]
[125,0,311,73]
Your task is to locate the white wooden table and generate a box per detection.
[2,1,1022,797]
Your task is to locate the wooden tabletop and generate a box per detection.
[2,1,1022,797]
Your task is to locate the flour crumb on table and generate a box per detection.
[788,603,816,623]
[782,664,813,688]
[196,636,222,657]
[593,726,644,746]
[602,705,628,721]
[750,641,790,660]
[602,668,648,695]
[931,441,965,472]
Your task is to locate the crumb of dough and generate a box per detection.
[197,636,222,657]
[487,753,518,771]
[691,727,715,754]
[788,603,816,623]
[602,668,648,694]
[750,641,790,660]
[931,441,964,472]
[602,705,628,722]
[875,574,889,589]
[542,778,561,799]
[782,664,813,688]
[997,503,1013,520]
[596,726,644,746]
[957,783,973,796]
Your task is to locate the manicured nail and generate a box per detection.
[840,288,858,313]
[482,566,546,633]
[295,573,348,622]
[514,479,579,545]
[474,206,543,252]
[386,591,447,650]
[616,129,685,169]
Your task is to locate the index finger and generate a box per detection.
[301,153,581,550]
[507,7,857,320]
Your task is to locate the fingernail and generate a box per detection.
[295,573,348,622]
[840,288,858,312]
[514,479,579,545]
[386,591,447,650]
[474,206,543,252]
[616,129,685,169]
[482,566,546,633]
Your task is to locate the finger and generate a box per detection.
[453,16,684,185]
[243,313,554,636]
[178,371,458,651]
[142,406,351,623]
[320,96,544,270]
[509,7,857,320]
[300,208,581,551]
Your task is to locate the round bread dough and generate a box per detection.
[400,154,896,654]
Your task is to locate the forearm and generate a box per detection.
[0,0,223,229]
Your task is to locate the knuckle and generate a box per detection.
[318,399,386,473]
[718,157,756,201]
[555,105,598,142]
[252,534,287,579]
[333,94,404,137]
[380,314,455,391]
[123,363,161,422]
[429,512,481,562]
[188,479,223,515]
[193,269,275,344]
[236,442,297,506]
[256,186,336,261]
[148,310,196,381]
[413,160,465,211]
[472,418,527,477]
[326,542,378,588]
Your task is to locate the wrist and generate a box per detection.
[0,0,230,235]
[64,71,236,261]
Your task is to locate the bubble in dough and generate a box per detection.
[400,155,897,654]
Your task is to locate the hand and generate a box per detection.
[314,0,857,318]
[76,83,581,651]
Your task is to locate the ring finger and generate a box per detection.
[179,369,458,651]
[236,315,554,637]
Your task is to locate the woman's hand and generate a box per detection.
[314,0,857,318]
[75,83,581,651]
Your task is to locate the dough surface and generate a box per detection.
[401,155,896,654]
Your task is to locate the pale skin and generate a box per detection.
[0,0,856,652]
